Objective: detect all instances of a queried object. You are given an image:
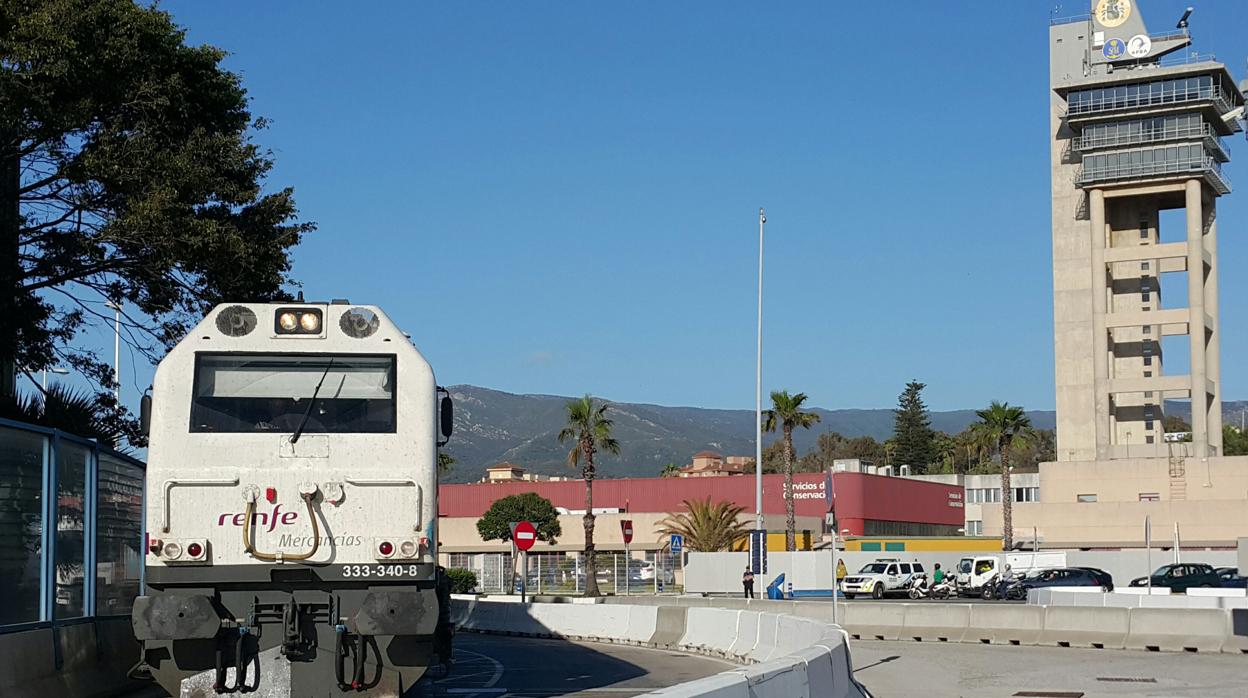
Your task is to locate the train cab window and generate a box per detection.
[190,354,396,433]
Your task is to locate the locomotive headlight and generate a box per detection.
[299,312,320,332]
[399,540,418,558]
[278,312,298,331]
[163,542,184,560]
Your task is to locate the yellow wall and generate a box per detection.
[842,537,1001,552]
[730,531,814,552]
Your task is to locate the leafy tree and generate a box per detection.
[930,431,958,474]
[557,395,619,597]
[763,390,820,551]
[0,0,312,431]
[751,440,788,474]
[969,401,1034,551]
[656,498,750,552]
[659,462,681,478]
[1158,414,1188,437]
[1223,425,1248,456]
[476,492,562,545]
[1013,429,1055,468]
[445,568,478,594]
[892,380,935,472]
[437,452,455,476]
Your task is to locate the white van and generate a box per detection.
[955,552,1067,596]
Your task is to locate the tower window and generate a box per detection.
[1141,262,1150,271]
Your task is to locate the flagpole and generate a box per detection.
[755,208,765,534]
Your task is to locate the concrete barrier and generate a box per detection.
[730,656,810,696]
[1039,605,1130,649]
[900,603,970,643]
[623,606,659,644]
[452,599,870,698]
[967,604,1045,645]
[840,602,905,640]
[1125,607,1228,652]
[1187,587,1248,598]
[1227,609,1248,654]
[0,618,145,698]
[749,613,782,662]
[728,611,760,659]
[681,608,740,655]
[649,605,690,648]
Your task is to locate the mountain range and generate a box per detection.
[440,385,1052,483]
[440,385,1248,483]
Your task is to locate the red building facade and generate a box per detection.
[439,472,963,537]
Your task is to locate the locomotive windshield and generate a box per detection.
[190,353,396,433]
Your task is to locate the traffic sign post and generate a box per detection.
[513,521,537,603]
[670,534,684,595]
[620,520,633,595]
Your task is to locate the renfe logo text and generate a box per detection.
[218,505,298,533]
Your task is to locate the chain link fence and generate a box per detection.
[446,550,684,595]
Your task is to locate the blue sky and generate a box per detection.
[64,1,1248,414]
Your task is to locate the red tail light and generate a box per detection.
[187,542,204,558]
[265,487,277,504]
[149,538,162,554]
[378,541,394,557]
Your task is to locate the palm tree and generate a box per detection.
[763,390,821,551]
[656,498,751,552]
[659,463,682,478]
[557,395,620,597]
[970,401,1034,551]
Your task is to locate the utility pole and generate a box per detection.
[105,300,121,402]
[755,207,765,533]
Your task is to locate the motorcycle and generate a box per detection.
[981,573,1026,601]
[930,577,956,600]
[907,574,931,599]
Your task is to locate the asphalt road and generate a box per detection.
[123,634,734,697]
[852,639,1248,698]
[417,633,735,697]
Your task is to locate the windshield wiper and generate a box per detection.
[290,358,334,444]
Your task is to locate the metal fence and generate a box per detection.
[447,550,685,595]
[0,418,145,631]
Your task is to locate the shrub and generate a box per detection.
[446,568,478,594]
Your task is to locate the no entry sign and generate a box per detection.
[513,520,537,551]
[620,519,634,544]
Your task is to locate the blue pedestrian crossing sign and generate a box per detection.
[670,534,683,553]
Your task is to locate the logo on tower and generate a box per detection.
[1103,38,1126,60]
[1095,0,1132,28]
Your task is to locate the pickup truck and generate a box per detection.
[839,558,926,599]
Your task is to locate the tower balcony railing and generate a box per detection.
[1078,155,1229,194]
[1067,83,1233,120]
[1074,122,1229,161]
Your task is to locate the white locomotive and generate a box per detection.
[131,301,453,697]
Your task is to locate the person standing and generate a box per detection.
[933,563,945,585]
[742,567,755,599]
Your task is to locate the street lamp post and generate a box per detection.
[105,300,121,402]
[41,367,69,390]
[755,208,765,533]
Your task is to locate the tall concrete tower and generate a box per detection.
[1048,1,1245,463]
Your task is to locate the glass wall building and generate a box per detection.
[0,418,144,629]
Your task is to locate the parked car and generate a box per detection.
[1015,567,1114,592]
[1216,567,1247,589]
[1128,563,1221,593]
[839,559,926,600]
[637,563,675,585]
